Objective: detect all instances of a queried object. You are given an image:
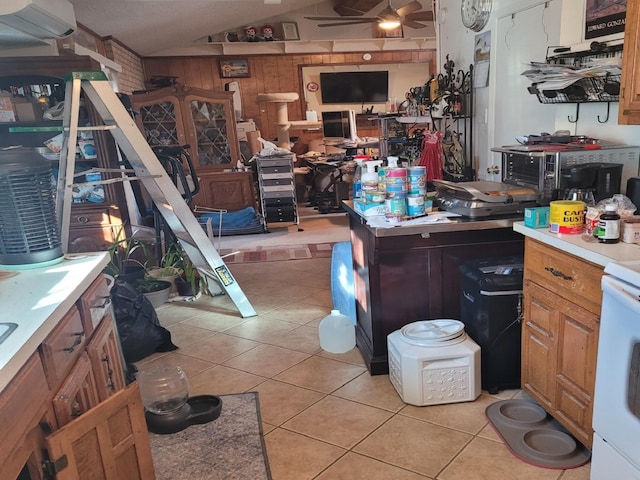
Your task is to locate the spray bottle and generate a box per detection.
[361,160,383,194]
[378,156,399,192]
[352,158,366,200]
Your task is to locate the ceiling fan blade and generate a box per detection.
[405,11,433,22]
[333,0,385,16]
[401,19,428,29]
[396,0,423,17]
[318,19,378,27]
[305,16,378,21]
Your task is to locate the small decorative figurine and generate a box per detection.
[261,24,277,41]
[243,26,259,42]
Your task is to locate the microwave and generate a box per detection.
[491,144,640,203]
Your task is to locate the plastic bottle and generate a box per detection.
[597,203,621,244]
[361,160,382,193]
[352,158,365,200]
[378,156,399,192]
[318,309,356,354]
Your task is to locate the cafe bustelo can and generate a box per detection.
[549,200,585,234]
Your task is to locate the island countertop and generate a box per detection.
[0,252,109,392]
[342,201,521,237]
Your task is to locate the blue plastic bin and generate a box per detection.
[330,242,356,325]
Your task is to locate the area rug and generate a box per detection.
[486,399,591,469]
[220,242,335,263]
[149,392,272,480]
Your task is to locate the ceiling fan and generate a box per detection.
[305,0,433,29]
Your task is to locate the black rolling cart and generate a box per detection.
[459,257,524,394]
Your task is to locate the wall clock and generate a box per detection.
[461,0,492,32]
[306,81,319,92]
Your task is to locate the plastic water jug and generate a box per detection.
[319,309,355,354]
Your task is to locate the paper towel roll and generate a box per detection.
[305,111,318,122]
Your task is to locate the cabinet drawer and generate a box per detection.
[264,197,294,207]
[523,238,603,315]
[68,208,119,227]
[39,306,88,391]
[257,158,293,167]
[76,275,112,336]
[262,190,294,199]
[259,166,292,175]
[262,178,293,187]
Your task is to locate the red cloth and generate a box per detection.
[419,131,443,181]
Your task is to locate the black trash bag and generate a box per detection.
[110,279,178,364]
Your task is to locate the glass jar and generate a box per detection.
[137,365,189,415]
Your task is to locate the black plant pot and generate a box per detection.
[175,277,200,296]
[117,263,146,284]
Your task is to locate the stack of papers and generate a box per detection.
[521,58,621,91]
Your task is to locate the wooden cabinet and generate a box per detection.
[521,237,601,447]
[0,274,154,479]
[347,209,524,374]
[131,84,257,211]
[0,56,129,252]
[619,0,640,124]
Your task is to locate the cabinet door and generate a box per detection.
[52,352,100,427]
[619,0,640,124]
[46,382,155,480]
[87,313,126,401]
[135,94,186,148]
[521,280,557,411]
[196,171,256,211]
[184,93,239,169]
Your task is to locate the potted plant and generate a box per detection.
[145,242,183,292]
[104,227,154,284]
[175,253,208,297]
[134,278,173,308]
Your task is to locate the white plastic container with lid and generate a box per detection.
[361,160,382,193]
[387,319,481,406]
[319,309,355,353]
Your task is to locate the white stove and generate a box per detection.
[591,260,640,479]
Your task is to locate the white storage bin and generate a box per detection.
[387,319,481,406]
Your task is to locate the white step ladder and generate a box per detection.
[57,71,256,318]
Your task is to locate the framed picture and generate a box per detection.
[377,25,403,38]
[584,0,626,41]
[219,58,250,78]
[281,21,300,41]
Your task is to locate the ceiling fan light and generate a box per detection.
[379,19,401,29]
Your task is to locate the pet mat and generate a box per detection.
[486,399,591,469]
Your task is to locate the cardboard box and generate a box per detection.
[14,102,44,122]
[236,120,256,141]
[0,97,16,123]
[524,207,550,228]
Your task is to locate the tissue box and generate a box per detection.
[524,207,549,228]
[354,199,386,217]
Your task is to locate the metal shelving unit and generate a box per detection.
[255,154,299,228]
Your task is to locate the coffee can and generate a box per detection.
[549,200,585,234]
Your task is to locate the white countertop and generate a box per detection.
[513,222,640,267]
[0,252,109,392]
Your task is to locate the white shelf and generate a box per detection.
[199,37,436,56]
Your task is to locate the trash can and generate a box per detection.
[459,257,524,394]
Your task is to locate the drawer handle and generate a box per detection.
[76,215,90,224]
[102,354,116,391]
[544,267,573,281]
[63,331,85,353]
[92,296,111,309]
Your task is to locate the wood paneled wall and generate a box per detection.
[142,50,436,140]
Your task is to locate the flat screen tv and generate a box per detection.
[320,71,389,104]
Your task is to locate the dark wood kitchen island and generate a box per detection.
[343,201,524,375]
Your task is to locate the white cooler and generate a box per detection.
[387,319,481,406]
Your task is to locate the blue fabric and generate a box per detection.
[199,207,258,228]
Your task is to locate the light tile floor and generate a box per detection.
[136,256,591,480]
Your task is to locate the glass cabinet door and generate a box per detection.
[136,98,185,147]
[187,96,233,167]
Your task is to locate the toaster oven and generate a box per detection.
[491,144,640,203]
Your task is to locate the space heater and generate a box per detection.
[0,149,64,268]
